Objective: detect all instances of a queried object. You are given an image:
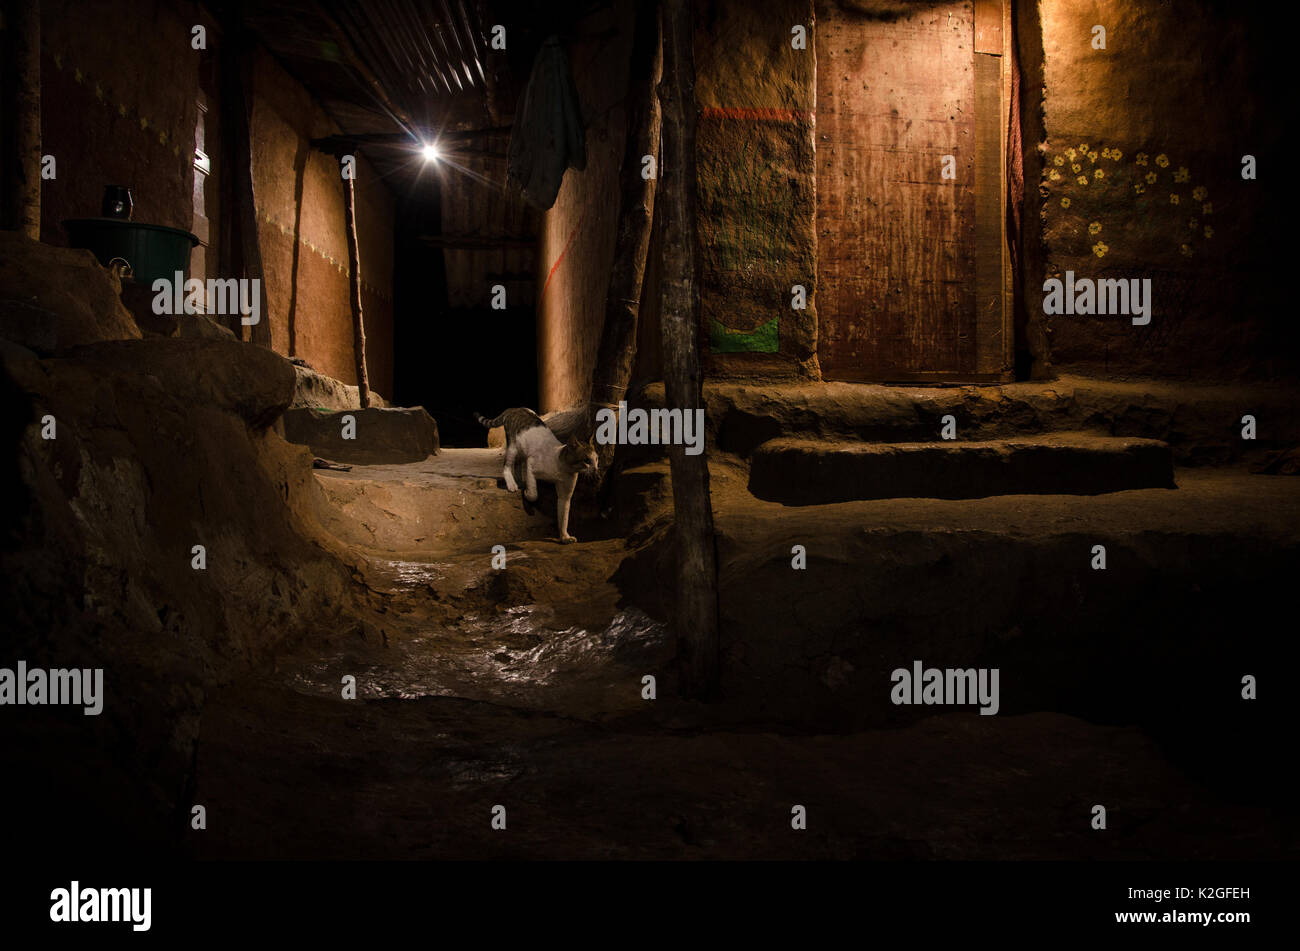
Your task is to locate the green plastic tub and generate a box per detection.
[63,218,199,285]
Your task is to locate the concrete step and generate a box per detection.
[748,433,1175,504]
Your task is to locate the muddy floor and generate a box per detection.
[190,462,1300,859]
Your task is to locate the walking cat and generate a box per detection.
[475,407,598,543]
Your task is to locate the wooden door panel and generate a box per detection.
[816,0,979,381]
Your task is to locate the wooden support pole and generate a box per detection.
[343,173,371,409]
[659,0,719,699]
[1,0,41,239]
[587,0,663,461]
[224,35,271,346]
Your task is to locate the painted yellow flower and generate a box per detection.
[1110,149,1123,161]
[1102,148,1112,159]
[1072,163,1082,173]
[1173,167,1190,183]
[1146,172,1158,184]
[1088,151,1099,163]
[1077,175,1089,186]
[1089,221,1102,235]
[1204,226,1214,239]
[1093,242,1108,258]
[1189,218,1198,229]
[1061,197,1071,208]
[1155,153,1169,167]
[1080,143,1090,153]
[1049,170,1062,181]
[1094,168,1104,179]
[1135,153,1149,165]
[1192,186,1208,201]
[1134,183,1145,194]
[1170,194,1180,204]
[1202,202,1213,215]
[1054,155,1066,166]
[1180,243,1194,257]
[1067,148,1078,161]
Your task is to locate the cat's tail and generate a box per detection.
[474,410,506,429]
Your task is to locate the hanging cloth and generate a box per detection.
[507,35,587,210]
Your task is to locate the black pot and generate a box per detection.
[101,185,133,220]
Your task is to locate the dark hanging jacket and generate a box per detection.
[507,35,587,210]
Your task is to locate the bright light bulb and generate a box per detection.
[421,143,441,163]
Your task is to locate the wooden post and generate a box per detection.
[343,173,371,408]
[1,0,41,239]
[225,36,271,346]
[587,0,663,461]
[659,0,719,699]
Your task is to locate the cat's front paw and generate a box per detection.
[559,534,577,544]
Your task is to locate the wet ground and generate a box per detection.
[190,462,1300,859]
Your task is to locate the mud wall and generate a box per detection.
[535,4,635,414]
[694,0,818,380]
[1032,0,1287,380]
[250,50,395,399]
[36,1,396,398]
[39,0,203,240]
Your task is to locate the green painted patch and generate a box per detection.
[710,316,778,353]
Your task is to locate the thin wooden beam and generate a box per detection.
[343,174,372,408]
[659,0,720,699]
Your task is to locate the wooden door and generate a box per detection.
[815,0,1008,382]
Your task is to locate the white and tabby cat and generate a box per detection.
[475,407,598,544]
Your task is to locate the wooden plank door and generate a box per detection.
[815,0,1007,382]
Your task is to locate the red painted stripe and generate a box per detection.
[541,210,586,300]
[700,106,810,121]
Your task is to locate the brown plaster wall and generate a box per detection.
[250,51,394,399]
[1034,0,1286,380]
[39,0,202,241]
[37,4,396,398]
[535,4,635,414]
[695,0,819,380]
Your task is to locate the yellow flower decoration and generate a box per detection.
[1077,175,1089,186]
[1067,148,1078,161]
[1080,143,1090,153]
[1170,194,1180,204]
[1094,168,1104,179]
[1093,242,1108,258]
[1101,148,1112,158]
[1192,186,1208,201]
[1202,202,1213,215]
[1111,149,1123,161]
[1155,154,1169,167]
[1146,172,1158,184]
[1180,243,1194,257]
[1072,163,1082,173]
[1088,151,1099,163]
[1134,183,1145,194]
[118,104,127,117]
[1135,153,1149,165]
[1173,167,1190,183]
[139,116,149,131]
[1060,197,1071,208]
[1054,155,1065,166]
[1188,218,1198,229]
[1049,170,1062,181]
[1088,221,1102,235]
[1204,226,1214,239]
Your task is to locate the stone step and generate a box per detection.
[748,433,1175,504]
[281,405,438,465]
